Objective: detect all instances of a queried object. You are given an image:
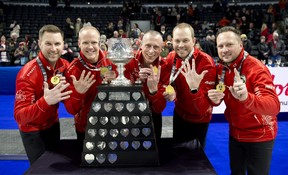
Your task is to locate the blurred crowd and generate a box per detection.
[0,0,288,67]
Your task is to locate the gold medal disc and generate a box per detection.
[216,83,225,92]
[100,67,109,76]
[51,76,60,85]
[153,66,158,74]
[165,85,174,94]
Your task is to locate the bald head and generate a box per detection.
[142,30,163,46]
[79,26,100,39]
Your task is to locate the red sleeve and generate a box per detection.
[240,65,280,116]
[63,62,86,115]
[14,75,55,126]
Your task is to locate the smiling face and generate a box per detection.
[38,32,64,67]
[216,31,243,65]
[140,31,163,65]
[78,26,100,64]
[172,25,195,59]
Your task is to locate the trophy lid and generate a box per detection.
[107,38,134,60]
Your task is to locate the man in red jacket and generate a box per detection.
[124,30,170,141]
[64,26,117,146]
[14,25,72,165]
[164,23,217,148]
[208,26,280,175]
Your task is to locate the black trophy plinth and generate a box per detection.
[81,84,160,167]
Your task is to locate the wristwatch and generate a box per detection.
[190,88,198,94]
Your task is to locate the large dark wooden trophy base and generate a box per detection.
[81,85,160,167]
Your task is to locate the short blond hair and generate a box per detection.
[173,23,195,38]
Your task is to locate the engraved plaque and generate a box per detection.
[109,92,130,101]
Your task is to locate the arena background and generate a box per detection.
[0,0,287,174]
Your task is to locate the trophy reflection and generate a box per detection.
[107,38,134,86]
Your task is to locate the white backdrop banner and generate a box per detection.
[213,67,288,114]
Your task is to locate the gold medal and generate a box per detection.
[216,83,225,92]
[153,66,158,74]
[51,76,60,85]
[100,67,109,76]
[165,85,174,94]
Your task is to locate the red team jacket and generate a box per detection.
[217,49,280,142]
[124,50,170,114]
[14,52,69,132]
[64,51,117,133]
[166,48,217,123]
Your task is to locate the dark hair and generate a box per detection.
[216,26,241,40]
[39,24,64,40]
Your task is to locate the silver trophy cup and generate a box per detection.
[107,38,134,86]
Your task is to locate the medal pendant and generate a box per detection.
[216,83,225,92]
[165,85,174,94]
[153,66,158,74]
[51,76,60,85]
[100,67,109,76]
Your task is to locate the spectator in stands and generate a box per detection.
[99,34,108,50]
[200,33,217,58]
[257,36,270,64]
[241,34,252,54]
[132,42,139,55]
[24,34,35,51]
[64,26,117,149]
[138,31,145,41]
[164,23,217,148]
[7,32,19,66]
[208,26,279,175]
[100,42,108,53]
[28,40,39,61]
[260,23,270,39]
[164,34,172,47]
[266,5,276,27]
[130,23,141,39]
[14,41,28,65]
[112,30,119,38]
[161,43,170,57]
[247,22,256,44]
[64,17,74,39]
[9,20,20,38]
[239,16,249,35]
[119,29,127,38]
[160,25,170,41]
[219,16,230,27]
[116,18,124,31]
[83,18,91,27]
[14,24,72,165]
[0,35,10,66]
[61,42,74,63]
[230,19,238,29]
[268,31,286,64]
[75,17,83,37]
[106,22,115,39]
[155,10,165,32]
[175,14,183,26]
[124,30,170,142]
[279,0,287,16]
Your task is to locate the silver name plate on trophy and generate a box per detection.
[108,92,130,101]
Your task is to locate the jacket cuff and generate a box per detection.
[37,97,51,112]
[240,93,253,107]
